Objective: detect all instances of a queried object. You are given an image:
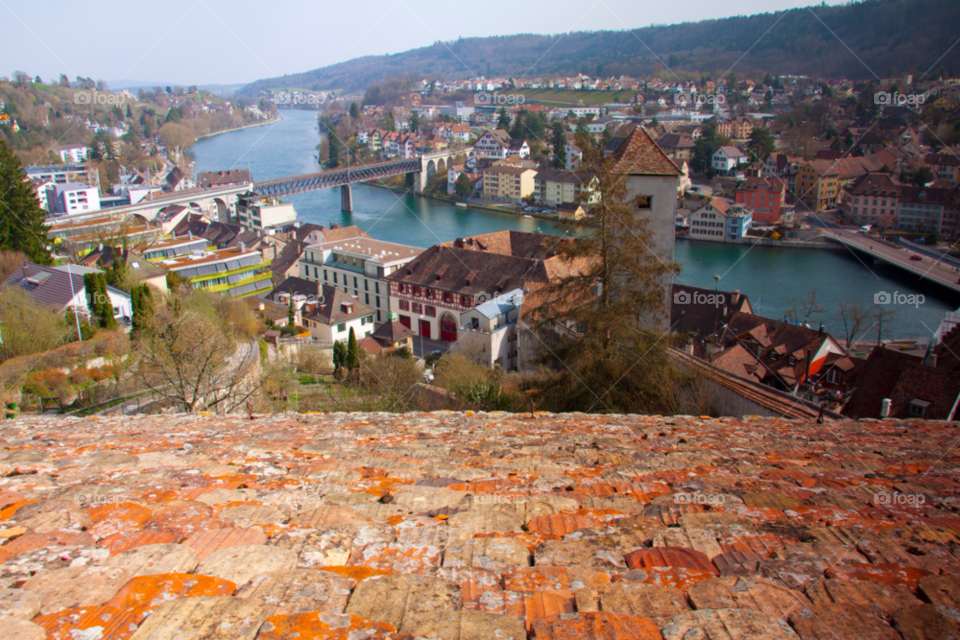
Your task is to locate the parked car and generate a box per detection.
[910,254,923,261]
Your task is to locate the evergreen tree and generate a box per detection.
[333,341,345,378]
[349,102,360,119]
[165,107,181,123]
[455,173,473,199]
[409,111,420,132]
[383,110,395,132]
[327,133,341,168]
[497,107,511,130]
[551,121,567,169]
[105,254,128,289]
[287,297,295,326]
[131,284,153,335]
[346,328,360,372]
[746,128,776,162]
[0,139,52,264]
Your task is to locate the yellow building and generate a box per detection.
[482,166,537,202]
[796,162,841,211]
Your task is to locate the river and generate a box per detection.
[192,110,960,339]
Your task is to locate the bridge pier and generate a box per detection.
[340,185,353,212]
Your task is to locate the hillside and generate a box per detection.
[238,0,960,96]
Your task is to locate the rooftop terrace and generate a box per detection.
[0,412,958,639]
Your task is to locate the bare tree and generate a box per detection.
[783,290,824,326]
[360,354,422,412]
[873,306,898,347]
[0,250,28,282]
[12,71,29,87]
[158,123,196,161]
[836,300,872,349]
[134,302,259,412]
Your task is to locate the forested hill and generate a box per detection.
[238,0,960,96]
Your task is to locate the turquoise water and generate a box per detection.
[192,110,960,338]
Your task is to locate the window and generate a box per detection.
[365,294,370,305]
[365,280,369,291]
[336,323,346,332]
[413,302,422,314]
[354,277,358,288]
[909,400,929,417]
[376,282,380,294]
[426,305,436,317]
[399,300,409,311]
[376,296,381,308]
[826,369,842,384]
[333,273,338,284]
[770,352,779,361]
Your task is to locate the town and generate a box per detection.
[3,63,960,422]
[2,0,960,637]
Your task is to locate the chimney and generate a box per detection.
[881,398,892,418]
[22,264,30,278]
[818,323,823,337]
[804,348,812,383]
[239,242,246,252]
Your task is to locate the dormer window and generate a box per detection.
[909,399,929,417]
[788,356,797,366]
[770,352,779,361]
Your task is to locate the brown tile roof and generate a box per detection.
[843,347,960,419]
[303,284,375,326]
[718,313,841,389]
[196,169,251,188]
[670,284,752,344]
[7,409,956,638]
[372,319,415,343]
[608,127,682,177]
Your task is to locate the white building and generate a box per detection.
[474,129,529,159]
[689,198,753,242]
[238,199,297,233]
[46,183,101,215]
[2,262,132,325]
[55,144,89,163]
[453,289,523,371]
[298,236,423,325]
[712,146,748,175]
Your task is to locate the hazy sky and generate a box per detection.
[1,0,851,87]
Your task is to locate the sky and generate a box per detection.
[0,0,852,88]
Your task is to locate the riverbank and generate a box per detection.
[364,182,577,224]
[195,117,282,141]
[677,235,841,250]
